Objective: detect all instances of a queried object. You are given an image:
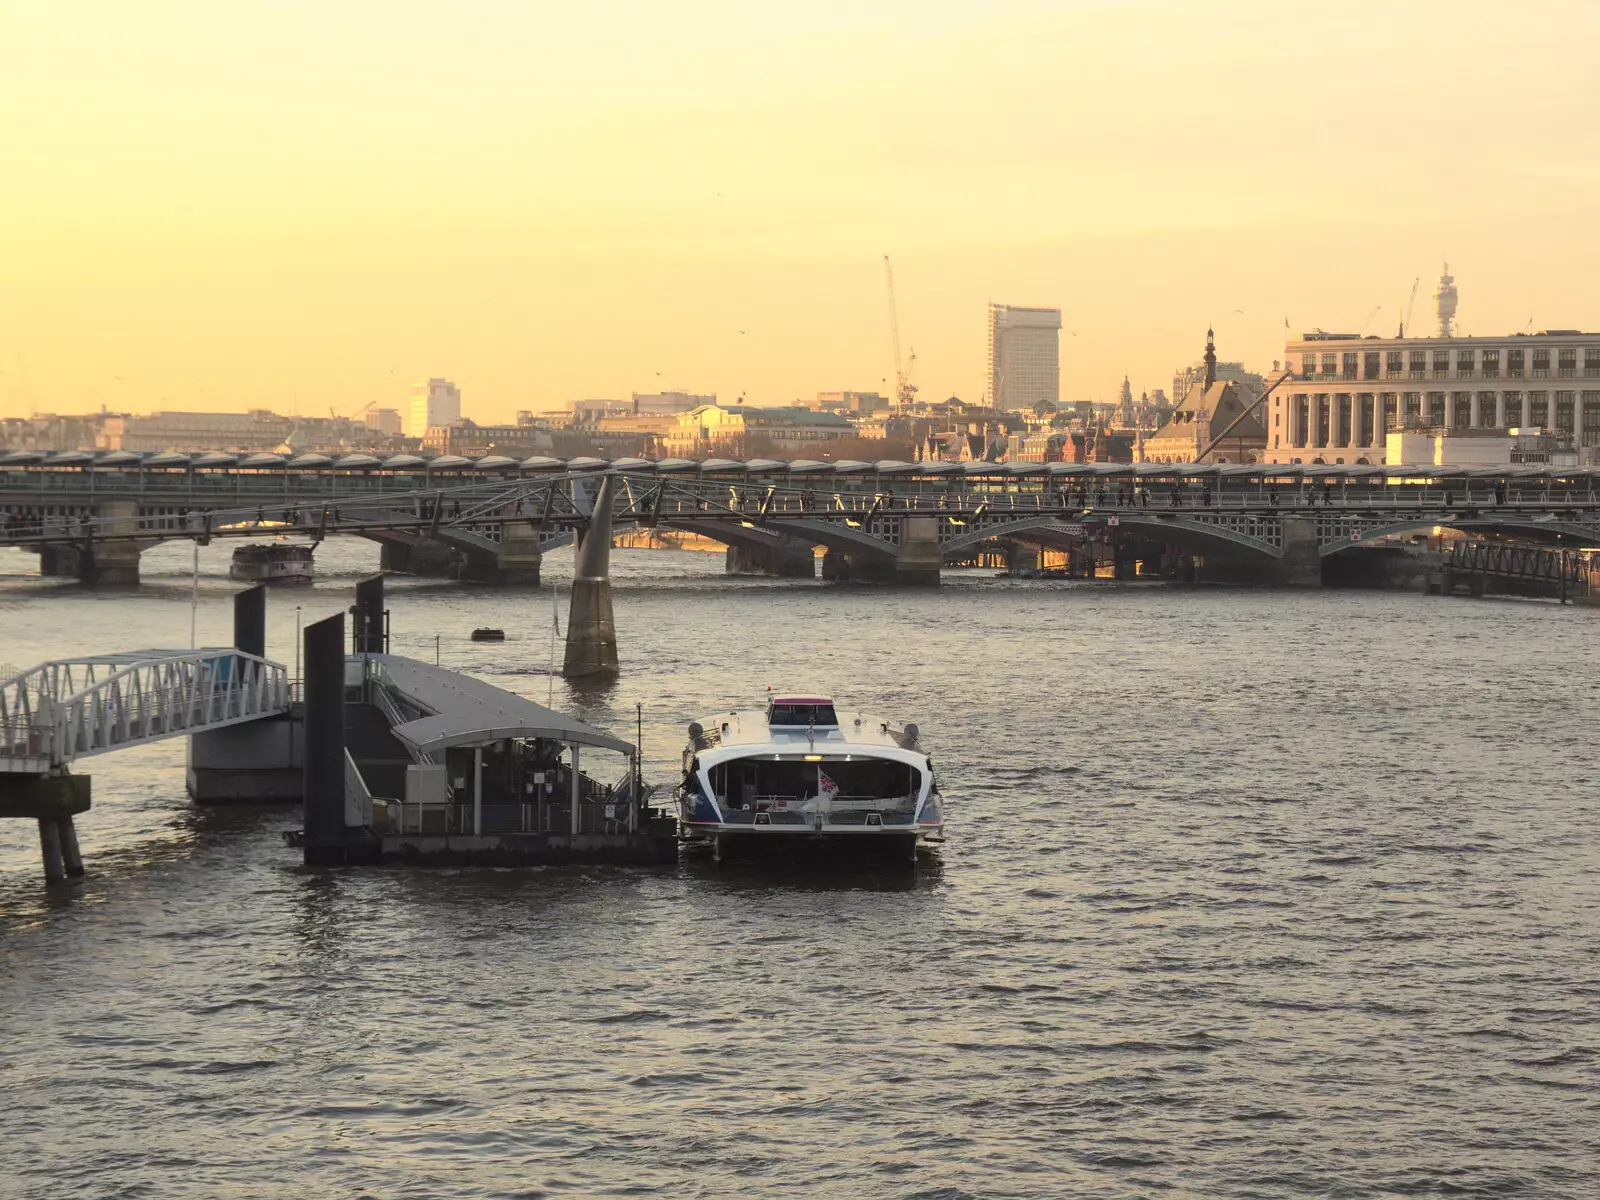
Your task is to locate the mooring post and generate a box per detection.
[563,476,619,677]
[302,612,347,866]
[353,575,385,654]
[233,584,267,660]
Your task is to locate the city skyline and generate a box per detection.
[3,1,1598,421]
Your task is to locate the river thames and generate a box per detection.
[2,540,1597,1199]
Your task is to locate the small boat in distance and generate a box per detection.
[229,542,314,584]
[470,628,506,642]
[678,692,944,862]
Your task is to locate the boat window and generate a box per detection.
[767,703,838,727]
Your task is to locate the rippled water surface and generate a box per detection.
[3,540,1598,1199]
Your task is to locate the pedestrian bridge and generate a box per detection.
[0,649,290,773]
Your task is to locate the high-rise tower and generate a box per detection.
[987,303,1061,411]
[1434,264,1458,337]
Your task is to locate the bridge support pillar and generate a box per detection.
[38,817,65,882]
[726,538,815,578]
[462,527,543,585]
[564,477,619,678]
[379,537,458,577]
[1004,542,1039,573]
[85,499,142,585]
[821,549,848,581]
[894,516,942,586]
[1277,517,1324,588]
[58,815,84,876]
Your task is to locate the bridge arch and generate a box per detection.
[1319,515,1600,556]
[940,513,1284,561]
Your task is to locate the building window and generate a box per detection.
[1302,353,1318,378]
[1364,351,1381,380]
[1503,391,1522,425]
[1529,392,1549,426]
[1321,353,1337,378]
[1482,348,1499,378]
[1432,350,1451,377]
[1386,351,1404,377]
[1508,348,1525,377]
[1381,393,1398,432]
[1455,349,1474,377]
[1558,348,1577,378]
[1555,391,1576,431]
[1477,391,1495,428]
[1447,392,1470,428]
[1427,392,1446,425]
[1585,349,1600,378]
[1583,392,1600,444]
[1409,351,1427,379]
[1532,348,1550,377]
[1342,352,1358,380]
[1357,394,1375,445]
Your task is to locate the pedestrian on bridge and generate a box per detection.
[1169,486,1182,508]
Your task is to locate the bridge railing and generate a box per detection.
[0,650,290,772]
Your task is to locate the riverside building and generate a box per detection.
[1264,270,1600,464]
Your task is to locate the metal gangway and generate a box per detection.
[0,649,291,773]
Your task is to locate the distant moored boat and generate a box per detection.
[229,542,314,585]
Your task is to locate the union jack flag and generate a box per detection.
[818,770,839,796]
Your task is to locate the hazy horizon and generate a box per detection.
[4,0,1598,422]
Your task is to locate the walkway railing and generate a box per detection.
[0,650,290,772]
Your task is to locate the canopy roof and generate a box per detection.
[366,654,634,757]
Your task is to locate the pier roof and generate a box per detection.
[365,655,634,757]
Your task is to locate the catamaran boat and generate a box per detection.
[678,693,944,860]
[229,541,314,584]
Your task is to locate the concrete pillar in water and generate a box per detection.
[564,477,619,678]
[893,516,943,586]
[820,549,848,581]
[301,612,348,865]
[58,815,84,876]
[725,538,815,578]
[489,524,544,586]
[38,817,65,883]
[1277,516,1324,588]
[85,499,142,586]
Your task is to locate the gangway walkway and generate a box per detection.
[0,649,290,773]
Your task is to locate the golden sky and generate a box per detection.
[3,0,1598,422]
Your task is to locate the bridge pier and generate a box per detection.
[725,538,815,578]
[462,527,543,585]
[1004,542,1040,573]
[564,477,619,678]
[1276,517,1323,588]
[378,537,458,577]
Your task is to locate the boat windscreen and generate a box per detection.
[767,702,838,727]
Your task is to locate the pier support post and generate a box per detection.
[378,536,458,577]
[302,612,348,865]
[725,538,815,578]
[353,574,385,653]
[58,815,84,876]
[564,477,619,678]
[38,817,65,883]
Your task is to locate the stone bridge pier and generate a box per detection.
[821,516,943,585]
[564,476,619,678]
[38,499,142,585]
[725,536,815,578]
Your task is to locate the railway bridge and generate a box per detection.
[6,451,1600,586]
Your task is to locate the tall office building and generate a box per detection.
[408,378,461,436]
[987,304,1062,411]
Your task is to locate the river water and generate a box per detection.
[2,539,1597,1199]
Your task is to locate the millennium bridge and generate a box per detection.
[5,449,1600,587]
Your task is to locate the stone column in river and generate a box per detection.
[563,475,619,678]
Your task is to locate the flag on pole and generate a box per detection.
[818,770,839,797]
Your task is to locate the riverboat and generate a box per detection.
[229,542,314,584]
[678,692,944,860]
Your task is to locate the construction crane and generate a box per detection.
[1358,305,1383,335]
[883,255,917,411]
[1398,276,1420,337]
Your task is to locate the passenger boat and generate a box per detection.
[229,542,314,584]
[678,692,944,860]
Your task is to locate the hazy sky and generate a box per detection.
[3,0,1598,421]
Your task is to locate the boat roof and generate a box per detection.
[770,694,834,706]
[691,707,926,770]
[364,654,634,757]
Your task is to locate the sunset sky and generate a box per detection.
[3,0,1598,421]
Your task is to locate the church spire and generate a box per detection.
[1203,327,1217,390]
